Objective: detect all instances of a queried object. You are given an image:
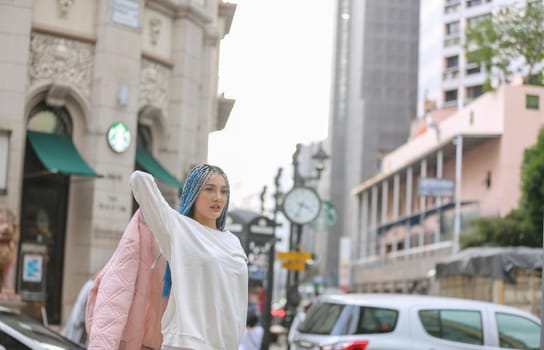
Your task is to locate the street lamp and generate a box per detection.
[282,142,329,337]
[260,168,282,350]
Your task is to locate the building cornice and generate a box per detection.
[142,51,174,68]
[218,1,236,37]
[145,0,212,27]
[31,23,97,44]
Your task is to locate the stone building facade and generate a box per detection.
[0,0,235,324]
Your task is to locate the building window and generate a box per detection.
[466,14,491,29]
[526,94,540,110]
[445,89,458,103]
[466,85,483,100]
[466,0,491,8]
[446,55,459,69]
[445,21,460,35]
[444,0,461,14]
[27,103,72,136]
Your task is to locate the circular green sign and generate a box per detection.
[310,200,337,230]
[107,122,131,153]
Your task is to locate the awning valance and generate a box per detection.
[27,131,102,177]
[136,147,183,188]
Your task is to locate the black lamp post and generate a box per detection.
[284,142,329,343]
[260,168,282,350]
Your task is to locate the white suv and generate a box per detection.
[291,293,540,350]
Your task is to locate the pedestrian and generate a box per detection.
[288,300,312,347]
[62,278,94,344]
[239,312,263,350]
[130,165,249,349]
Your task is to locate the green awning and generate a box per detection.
[136,147,183,188]
[27,131,102,177]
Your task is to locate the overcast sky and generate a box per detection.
[209,0,443,211]
[208,0,335,209]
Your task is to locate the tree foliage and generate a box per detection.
[462,128,544,249]
[465,1,544,89]
[519,126,544,238]
[461,210,535,248]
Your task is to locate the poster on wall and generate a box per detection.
[18,243,47,301]
[22,254,43,283]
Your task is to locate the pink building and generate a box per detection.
[349,84,544,293]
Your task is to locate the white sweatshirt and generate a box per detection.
[129,171,248,350]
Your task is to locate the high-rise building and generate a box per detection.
[325,0,420,286]
[423,0,520,111]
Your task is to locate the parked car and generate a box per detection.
[292,293,540,350]
[0,307,85,349]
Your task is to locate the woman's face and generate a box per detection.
[193,172,228,229]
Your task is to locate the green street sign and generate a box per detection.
[310,200,337,230]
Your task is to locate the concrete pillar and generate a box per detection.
[404,167,412,259]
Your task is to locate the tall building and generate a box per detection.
[0,0,235,324]
[325,0,420,286]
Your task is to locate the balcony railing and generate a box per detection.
[354,240,454,267]
[444,35,460,47]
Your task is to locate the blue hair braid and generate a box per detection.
[162,164,230,297]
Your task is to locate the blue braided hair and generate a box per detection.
[162,164,230,297]
[178,164,230,231]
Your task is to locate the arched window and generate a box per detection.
[27,103,71,135]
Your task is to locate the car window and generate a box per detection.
[298,302,398,335]
[495,312,540,350]
[0,329,31,350]
[0,311,84,350]
[298,302,344,335]
[419,309,483,345]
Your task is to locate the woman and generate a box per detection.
[130,165,248,350]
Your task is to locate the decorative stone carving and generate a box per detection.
[56,0,75,19]
[28,33,94,98]
[149,17,162,46]
[0,204,19,294]
[139,59,170,115]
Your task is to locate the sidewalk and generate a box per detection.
[269,333,287,350]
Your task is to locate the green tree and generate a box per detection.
[465,0,544,90]
[519,126,544,241]
[461,210,534,249]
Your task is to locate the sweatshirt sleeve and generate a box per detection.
[129,170,175,260]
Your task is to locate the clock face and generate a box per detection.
[282,187,321,224]
[107,122,131,153]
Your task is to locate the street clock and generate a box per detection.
[282,186,321,225]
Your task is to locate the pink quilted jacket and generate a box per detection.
[86,209,168,350]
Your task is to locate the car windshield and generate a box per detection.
[0,311,84,349]
[297,301,398,335]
